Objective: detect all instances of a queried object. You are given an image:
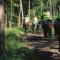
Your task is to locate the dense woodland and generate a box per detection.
[0,0,60,60]
[5,0,60,28]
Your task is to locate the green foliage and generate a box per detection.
[4,0,60,60]
[5,0,60,27]
[5,28,31,60]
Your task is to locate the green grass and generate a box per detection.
[5,27,24,36]
[5,27,30,60]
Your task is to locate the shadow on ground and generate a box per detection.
[5,33,59,60]
[16,47,56,60]
[17,34,60,60]
[5,42,60,60]
[18,34,57,49]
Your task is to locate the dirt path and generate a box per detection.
[18,33,60,60]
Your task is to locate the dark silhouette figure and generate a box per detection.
[41,9,52,38]
[54,18,60,52]
[32,16,38,34]
[42,19,52,38]
[23,16,29,35]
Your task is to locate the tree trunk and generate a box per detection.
[41,0,43,15]
[18,0,22,28]
[5,14,7,27]
[18,14,21,28]
[0,0,5,55]
[9,0,12,28]
[49,0,52,18]
[5,9,7,27]
[21,0,24,26]
[28,0,30,19]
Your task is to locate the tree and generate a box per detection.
[28,0,30,19]
[4,0,60,28]
[0,0,5,55]
[9,0,12,28]
[20,0,24,26]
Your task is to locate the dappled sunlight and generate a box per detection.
[4,0,60,60]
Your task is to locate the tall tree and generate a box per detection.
[5,7,7,27]
[28,0,30,19]
[41,0,43,15]
[21,0,24,26]
[9,0,12,28]
[18,0,24,27]
[0,0,5,55]
[18,0,21,28]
